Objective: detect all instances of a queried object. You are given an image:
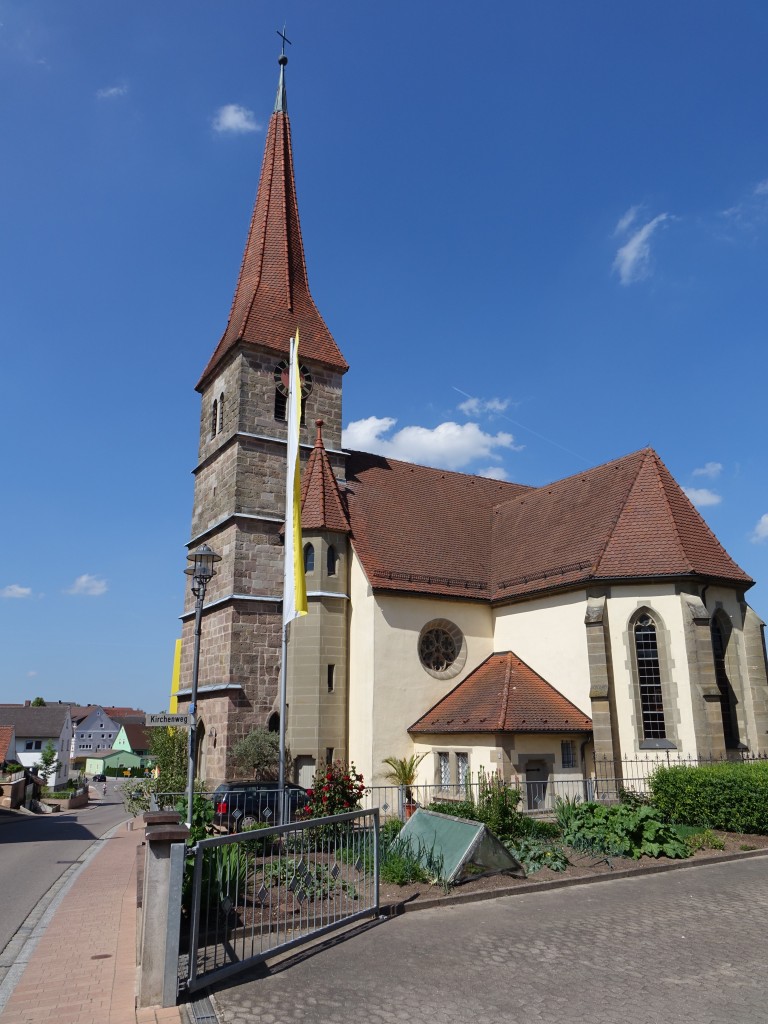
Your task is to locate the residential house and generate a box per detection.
[0,705,72,787]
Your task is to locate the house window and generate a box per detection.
[561,740,576,768]
[303,543,315,573]
[456,752,469,787]
[34,740,42,750]
[325,747,334,766]
[25,741,33,751]
[327,544,337,577]
[634,614,666,739]
[210,399,218,439]
[711,617,740,749]
[438,752,450,787]
[327,664,335,693]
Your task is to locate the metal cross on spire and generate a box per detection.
[277,25,292,57]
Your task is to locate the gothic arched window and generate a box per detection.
[634,614,666,740]
[327,544,337,577]
[217,392,224,433]
[210,399,218,439]
[303,542,315,573]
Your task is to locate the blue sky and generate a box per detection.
[1,2,767,712]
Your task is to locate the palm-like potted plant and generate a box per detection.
[382,752,428,819]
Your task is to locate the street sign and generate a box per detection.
[145,712,190,727]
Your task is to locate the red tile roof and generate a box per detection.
[344,447,752,601]
[0,725,15,762]
[198,89,347,389]
[301,421,350,533]
[410,651,593,734]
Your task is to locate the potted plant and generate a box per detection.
[382,753,427,819]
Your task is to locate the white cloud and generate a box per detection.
[614,205,641,236]
[751,514,768,543]
[27,670,37,678]
[342,416,519,472]
[96,84,127,99]
[692,461,723,479]
[753,179,768,196]
[682,487,722,508]
[1,584,31,599]
[212,104,261,134]
[613,213,669,285]
[457,396,509,416]
[477,466,509,481]
[66,574,108,597]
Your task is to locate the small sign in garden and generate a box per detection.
[399,809,525,883]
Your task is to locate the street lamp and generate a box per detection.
[184,543,221,828]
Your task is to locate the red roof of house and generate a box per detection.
[300,421,350,533]
[410,651,593,734]
[0,725,15,762]
[344,447,752,602]
[198,61,347,389]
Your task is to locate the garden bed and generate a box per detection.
[377,830,768,911]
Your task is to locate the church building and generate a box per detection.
[176,55,768,797]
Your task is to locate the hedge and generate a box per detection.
[649,761,768,833]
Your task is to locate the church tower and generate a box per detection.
[178,52,349,785]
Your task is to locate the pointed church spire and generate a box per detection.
[198,48,347,390]
[301,421,350,533]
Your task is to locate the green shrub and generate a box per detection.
[561,801,690,860]
[301,760,365,818]
[428,799,478,820]
[650,762,768,834]
[507,837,570,873]
[684,827,725,853]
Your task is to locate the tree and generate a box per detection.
[30,696,46,707]
[34,741,62,783]
[231,728,288,780]
[149,727,187,792]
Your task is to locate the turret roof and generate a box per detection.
[300,421,350,533]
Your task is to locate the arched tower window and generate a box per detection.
[634,614,667,740]
[327,544,337,577]
[274,360,313,424]
[267,712,279,733]
[210,399,218,439]
[303,542,315,573]
[711,616,740,749]
[218,392,224,433]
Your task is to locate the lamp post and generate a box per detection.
[184,543,221,828]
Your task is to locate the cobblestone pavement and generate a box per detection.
[209,856,768,1024]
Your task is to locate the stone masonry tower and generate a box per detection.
[177,53,349,786]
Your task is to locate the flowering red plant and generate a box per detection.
[300,760,366,818]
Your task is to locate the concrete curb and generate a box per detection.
[379,845,768,915]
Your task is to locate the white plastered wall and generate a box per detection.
[347,550,494,788]
[492,589,591,714]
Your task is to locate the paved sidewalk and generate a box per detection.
[0,819,182,1024]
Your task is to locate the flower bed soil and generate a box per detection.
[377,831,768,911]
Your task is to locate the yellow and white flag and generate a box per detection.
[283,330,308,625]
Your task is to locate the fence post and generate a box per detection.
[138,812,188,1008]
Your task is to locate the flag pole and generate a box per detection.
[278,331,307,824]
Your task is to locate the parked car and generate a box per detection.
[93,774,107,782]
[212,781,308,831]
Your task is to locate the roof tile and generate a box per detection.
[409,651,593,734]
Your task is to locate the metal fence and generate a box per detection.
[593,751,768,801]
[185,807,380,992]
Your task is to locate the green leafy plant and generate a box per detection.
[381,752,427,803]
[301,760,366,818]
[506,837,570,873]
[650,762,768,834]
[561,801,690,860]
[684,827,725,853]
[257,858,358,901]
[230,728,290,781]
[33,741,62,784]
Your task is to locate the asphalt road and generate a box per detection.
[0,781,130,958]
